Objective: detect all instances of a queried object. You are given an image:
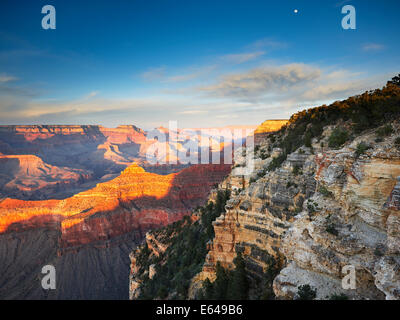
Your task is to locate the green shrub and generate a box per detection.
[319,185,333,198]
[395,137,400,148]
[376,124,394,138]
[260,149,269,160]
[307,202,318,214]
[326,223,339,236]
[355,141,371,158]
[292,165,302,176]
[374,246,384,257]
[286,181,297,189]
[304,131,312,148]
[267,154,286,171]
[328,128,349,149]
[257,169,267,178]
[329,293,349,300]
[296,285,317,300]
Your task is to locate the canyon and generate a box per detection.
[0,124,236,299]
[129,83,400,300]
[0,162,230,299]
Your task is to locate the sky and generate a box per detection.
[0,0,399,129]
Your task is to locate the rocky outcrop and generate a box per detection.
[194,122,400,300]
[0,162,230,299]
[254,120,288,144]
[196,145,316,286]
[0,163,230,248]
[0,154,92,199]
[274,131,400,300]
[0,125,150,199]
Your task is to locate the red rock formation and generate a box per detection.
[254,120,288,144]
[0,154,91,197]
[0,163,231,249]
[0,125,146,144]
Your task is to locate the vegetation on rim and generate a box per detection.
[265,75,400,171]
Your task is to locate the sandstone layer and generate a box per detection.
[0,163,230,248]
[193,122,400,300]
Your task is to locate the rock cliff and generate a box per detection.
[137,82,400,300]
[0,163,230,299]
[195,122,400,299]
[0,154,92,199]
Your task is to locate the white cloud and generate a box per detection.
[199,63,321,99]
[0,73,18,83]
[87,91,100,98]
[141,67,166,81]
[178,110,208,115]
[220,51,265,64]
[362,43,385,52]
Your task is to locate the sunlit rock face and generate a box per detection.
[0,125,150,200]
[0,162,230,299]
[0,163,231,247]
[0,124,248,200]
[254,120,288,144]
[0,154,92,200]
[194,122,400,300]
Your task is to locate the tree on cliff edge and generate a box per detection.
[388,74,400,87]
[228,252,249,300]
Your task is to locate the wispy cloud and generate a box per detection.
[164,66,216,83]
[140,65,216,83]
[87,91,100,98]
[0,73,18,83]
[220,51,265,64]
[141,67,166,81]
[198,63,321,100]
[362,43,386,52]
[178,110,208,115]
[249,38,288,50]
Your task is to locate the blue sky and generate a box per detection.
[0,0,399,129]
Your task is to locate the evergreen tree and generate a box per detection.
[388,74,400,87]
[199,278,214,300]
[212,262,229,299]
[228,252,249,300]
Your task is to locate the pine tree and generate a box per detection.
[212,262,229,299]
[228,252,249,300]
[388,74,400,87]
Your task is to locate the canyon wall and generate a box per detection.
[0,163,230,299]
[191,122,400,300]
[254,120,288,144]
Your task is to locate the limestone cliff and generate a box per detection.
[0,154,92,199]
[189,83,400,300]
[192,123,400,299]
[254,120,288,144]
